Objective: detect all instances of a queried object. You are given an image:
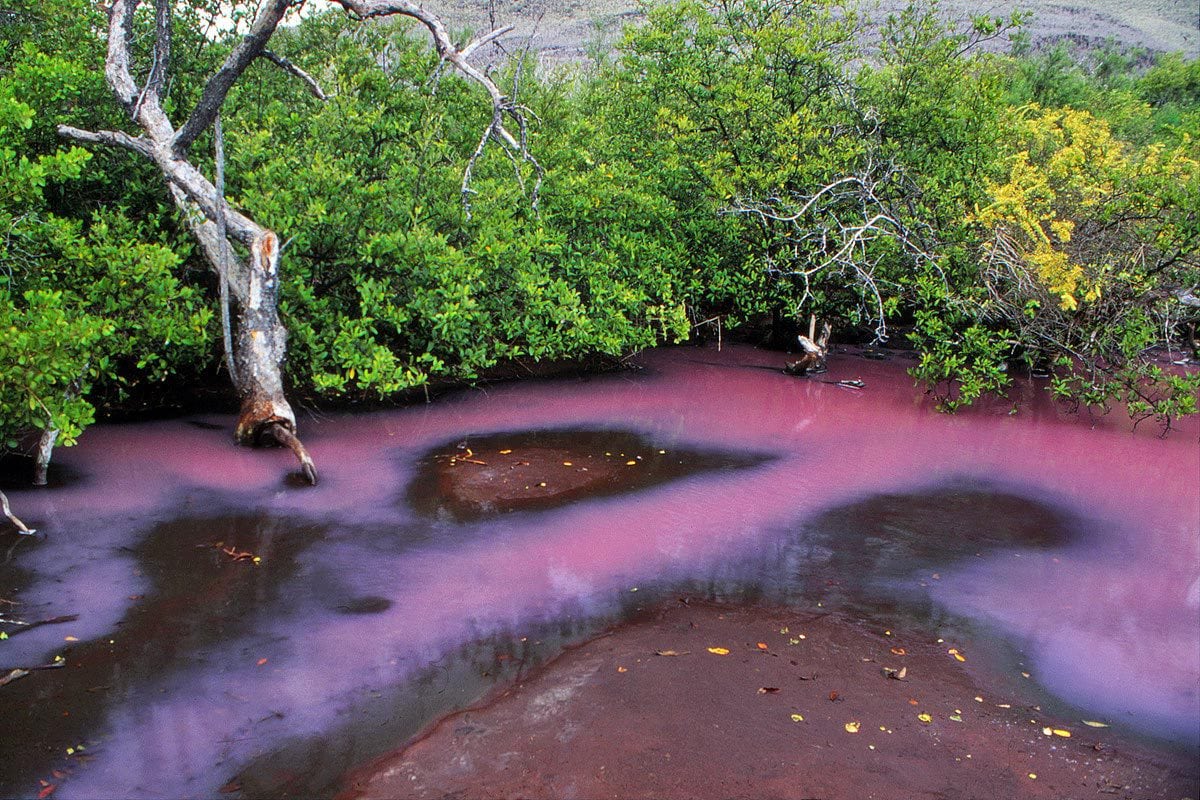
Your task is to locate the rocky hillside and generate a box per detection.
[428,0,1196,65]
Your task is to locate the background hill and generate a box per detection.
[426,0,1197,63]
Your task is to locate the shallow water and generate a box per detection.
[1,344,1196,798]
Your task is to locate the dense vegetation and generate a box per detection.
[2,0,1198,471]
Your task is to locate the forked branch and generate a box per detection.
[726,159,938,343]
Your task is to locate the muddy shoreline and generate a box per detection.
[342,600,1199,800]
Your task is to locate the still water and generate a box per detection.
[1,344,1197,798]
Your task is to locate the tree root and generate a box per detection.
[267,423,318,486]
[0,490,35,535]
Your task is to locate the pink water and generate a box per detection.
[1,344,1196,798]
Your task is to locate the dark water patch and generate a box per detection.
[231,483,1105,799]
[0,454,85,491]
[336,596,393,615]
[225,611,617,799]
[0,511,330,799]
[186,419,226,431]
[635,481,1079,611]
[406,428,772,522]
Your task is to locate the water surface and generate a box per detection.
[1,344,1196,798]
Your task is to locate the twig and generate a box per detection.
[0,614,79,636]
[259,49,330,100]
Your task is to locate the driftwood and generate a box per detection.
[58,0,539,486]
[784,316,832,376]
[0,490,34,535]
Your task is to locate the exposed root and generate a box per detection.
[0,490,35,535]
[267,423,318,485]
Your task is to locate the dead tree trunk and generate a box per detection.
[233,230,316,483]
[32,427,58,487]
[58,0,538,487]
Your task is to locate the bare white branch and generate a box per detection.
[56,125,154,157]
[724,161,938,343]
[259,48,331,101]
[332,0,542,216]
[174,0,297,153]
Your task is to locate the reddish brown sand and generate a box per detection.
[342,602,1197,800]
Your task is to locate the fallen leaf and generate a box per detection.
[1052,728,1071,738]
[256,658,268,666]
[844,721,861,733]
[948,648,966,662]
[655,650,687,657]
[829,691,840,702]
[617,666,628,673]
[908,699,919,706]
[625,460,637,466]
[1028,773,1037,780]
[37,784,56,799]
[890,647,907,656]
[757,687,780,694]
[1082,720,1109,728]
[499,449,512,455]
[882,666,907,680]
[64,636,78,642]
[756,642,769,651]
[918,713,933,724]
[562,461,573,466]
[949,714,963,722]
[707,647,730,656]
[790,713,804,723]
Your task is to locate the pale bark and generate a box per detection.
[785,318,832,376]
[58,0,535,486]
[1,490,35,534]
[32,427,58,487]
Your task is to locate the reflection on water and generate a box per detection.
[0,344,1196,799]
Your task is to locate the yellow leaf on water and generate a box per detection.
[617,666,628,673]
[499,449,512,454]
[918,713,933,724]
[625,460,637,466]
[756,642,769,651]
[655,650,688,657]
[844,721,861,733]
[563,461,573,466]
[948,648,966,662]
[1082,720,1109,728]
[1052,729,1071,738]
[790,713,804,723]
[707,647,730,656]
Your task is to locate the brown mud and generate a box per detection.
[408,429,769,521]
[343,601,1198,800]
